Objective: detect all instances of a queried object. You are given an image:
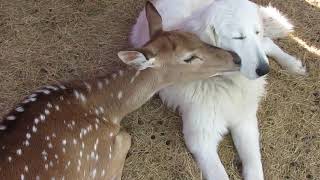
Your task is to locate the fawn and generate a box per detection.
[0,1,240,180]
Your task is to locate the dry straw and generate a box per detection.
[0,0,319,179]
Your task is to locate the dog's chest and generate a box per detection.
[159,74,267,116]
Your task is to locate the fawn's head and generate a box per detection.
[118,1,241,83]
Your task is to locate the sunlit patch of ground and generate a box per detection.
[290,35,320,56]
[304,0,320,8]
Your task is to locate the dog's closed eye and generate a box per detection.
[233,36,246,40]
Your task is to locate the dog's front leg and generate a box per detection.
[182,107,229,180]
[262,37,307,75]
[230,115,264,180]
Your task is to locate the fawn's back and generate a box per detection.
[0,78,130,180]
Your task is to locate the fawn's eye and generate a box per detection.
[184,56,198,63]
[256,31,260,35]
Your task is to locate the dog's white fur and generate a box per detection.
[130,0,306,179]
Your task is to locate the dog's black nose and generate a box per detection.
[230,51,241,65]
[256,63,270,77]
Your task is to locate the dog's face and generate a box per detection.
[209,0,271,79]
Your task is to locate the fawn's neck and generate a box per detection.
[76,68,164,124]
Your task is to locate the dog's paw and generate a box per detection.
[282,58,307,76]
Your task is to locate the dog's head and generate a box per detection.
[185,0,293,79]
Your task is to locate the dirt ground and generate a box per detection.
[0,0,319,179]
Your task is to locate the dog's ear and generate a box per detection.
[259,5,294,39]
[145,1,163,38]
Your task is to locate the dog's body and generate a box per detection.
[130,0,306,179]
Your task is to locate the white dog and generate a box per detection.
[130,0,306,179]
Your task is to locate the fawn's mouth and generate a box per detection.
[209,67,240,77]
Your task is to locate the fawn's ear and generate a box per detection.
[118,51,156,70]
[259,5,293,38]
[145,1,163,38]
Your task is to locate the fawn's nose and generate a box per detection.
[229,51,241,65]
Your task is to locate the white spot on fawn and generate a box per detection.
[21,174,25,180]
[41,150,48,157]
[0,125,6,130]
[84,82,92,91]
[47,103,53,108]
[95,109,100,115]
[44,109,50,115]
[49,161,53,167]
[36,89,50,95]
[32,126,37,133]
[24,140,30,146]
[119,70,124,76]
[59,84,66,89]
[16,149,22,155]
[34,118,40,124]
[130,77,135,83]
[55,105,60,111]
[92,169,97,178]
[80,151,83,157]
[112,73,117,79]
[135,70,141,77]
[101,169,106,177]
[105,79,110,85]
[45,86,58,91]
[80,93,87,103]
[26,133,31,139]
[22,99,31,104]
[97,81,103,89]
[24,165,29,172]
[29,97,37,102]
[109,146,112,159]
[16,107,24,112]
[29,94,37,98]
[40,114,45,121]
[6,116,16,121]
[62,139,67,145]
[99,107,104,113]
[74,90,80,99]
[94,138,99,151]
[117,91,123,99]
[8,156,12,162]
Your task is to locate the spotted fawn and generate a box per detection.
[0,1,241,180]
